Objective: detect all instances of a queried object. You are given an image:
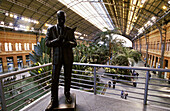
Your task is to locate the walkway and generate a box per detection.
[21,87,168,111]
[103,61,170,108]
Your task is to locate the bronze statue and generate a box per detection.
[45,10,77,110]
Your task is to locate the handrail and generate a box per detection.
[73,62,170,72]
[0,62,170,111]
[0,62,170,79]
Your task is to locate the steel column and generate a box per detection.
[0,79,7,111]
[144,71,150,105]
[93,67,97,95]
[157,24,166,78]
[144,32,149,67]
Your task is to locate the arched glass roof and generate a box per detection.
[0,0,169,41]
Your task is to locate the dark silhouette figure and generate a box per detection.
[112,80,116,89]
[108,81,111,88]
[124,91,128,99]
[45,10,77,110]
[121,90,124,98]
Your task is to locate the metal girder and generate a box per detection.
[158,23,167,77]
[144,31,149,67]
[132,10,170,41]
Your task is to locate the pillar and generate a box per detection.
[13,55,18,69]
[150,55,154,67]
[1,43,5,52]
[167,59,170,79]
[153,56,156,68]
[2,56,8,72]
[22,55,27,68]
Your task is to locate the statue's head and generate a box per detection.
[57,10,66,26]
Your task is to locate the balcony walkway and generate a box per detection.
[21,87,169,111]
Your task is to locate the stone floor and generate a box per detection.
[21,87,170,111]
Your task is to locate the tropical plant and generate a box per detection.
[29,37,52,76]
[95,27,119,64]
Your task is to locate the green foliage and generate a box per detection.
[29,38,52,76]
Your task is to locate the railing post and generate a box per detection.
[144,71,149,105]
[0,79,7,111]
[94,67,97,95]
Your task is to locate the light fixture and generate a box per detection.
[25,18,28,21]
[28,19,31,22]
[14,15,17,19]
[168,1,170,4]
[36,21,39,24]
[162,5,167,10]
[0,21,4,25]
[15,27,19,30]
[45,23,49,27]
[139,5,143,8]
[21,17,25,20]
[9,23,13,26]
[141,0,146,4]
[10,14,13,18]
[5,13,9,16]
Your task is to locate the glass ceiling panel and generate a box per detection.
[58,0,114,31]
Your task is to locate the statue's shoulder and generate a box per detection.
[66,26,77,32]
[47,25,56,30]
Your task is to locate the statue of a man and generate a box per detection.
[45,10,77,110]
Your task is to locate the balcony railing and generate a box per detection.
[0,62,170,111]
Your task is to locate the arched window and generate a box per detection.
[15,43,18,51]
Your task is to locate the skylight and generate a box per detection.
[58,0,114,31]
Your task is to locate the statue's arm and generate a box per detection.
[45,27,62,47]
[69,35,77,47]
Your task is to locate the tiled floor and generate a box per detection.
[21,87,170,111]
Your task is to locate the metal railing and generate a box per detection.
[0,62,170,111]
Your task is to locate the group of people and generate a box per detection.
[121,90,128,99]
[108,80,116,89]
[131,70,139,79]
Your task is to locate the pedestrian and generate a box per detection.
[124,91,128,99]
[133,81,137,87]
[113,80,116,89]
[108,81,111,88]
[121,90,124,98]
[136,72,139,79]
[149,73,151,80]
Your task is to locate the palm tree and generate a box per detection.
[95,27,119,64]
[29,37,52,76]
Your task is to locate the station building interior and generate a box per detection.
[0,0,170,111]
[1,0,169,76]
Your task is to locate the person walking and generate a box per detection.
[124,91,128,99]
[121,90,124,98]
[108,81,111,88]
[113,80,116,89]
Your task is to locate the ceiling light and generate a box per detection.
[9,23,13,26]
[0,21,4,25]
[141,0,146,4]
[5,13,9,16]
[25,18,28,21]
[45,23,49,27]
[28,19,31,22]
[168,1,170,4]
[15,27,19,30]
[139,5,143,8]
[21,17,25,20]
[14,15,17,19]
[162,5,167,10]
[10,14,13,18]
[36,21,39,24]
[80,37,84,39]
